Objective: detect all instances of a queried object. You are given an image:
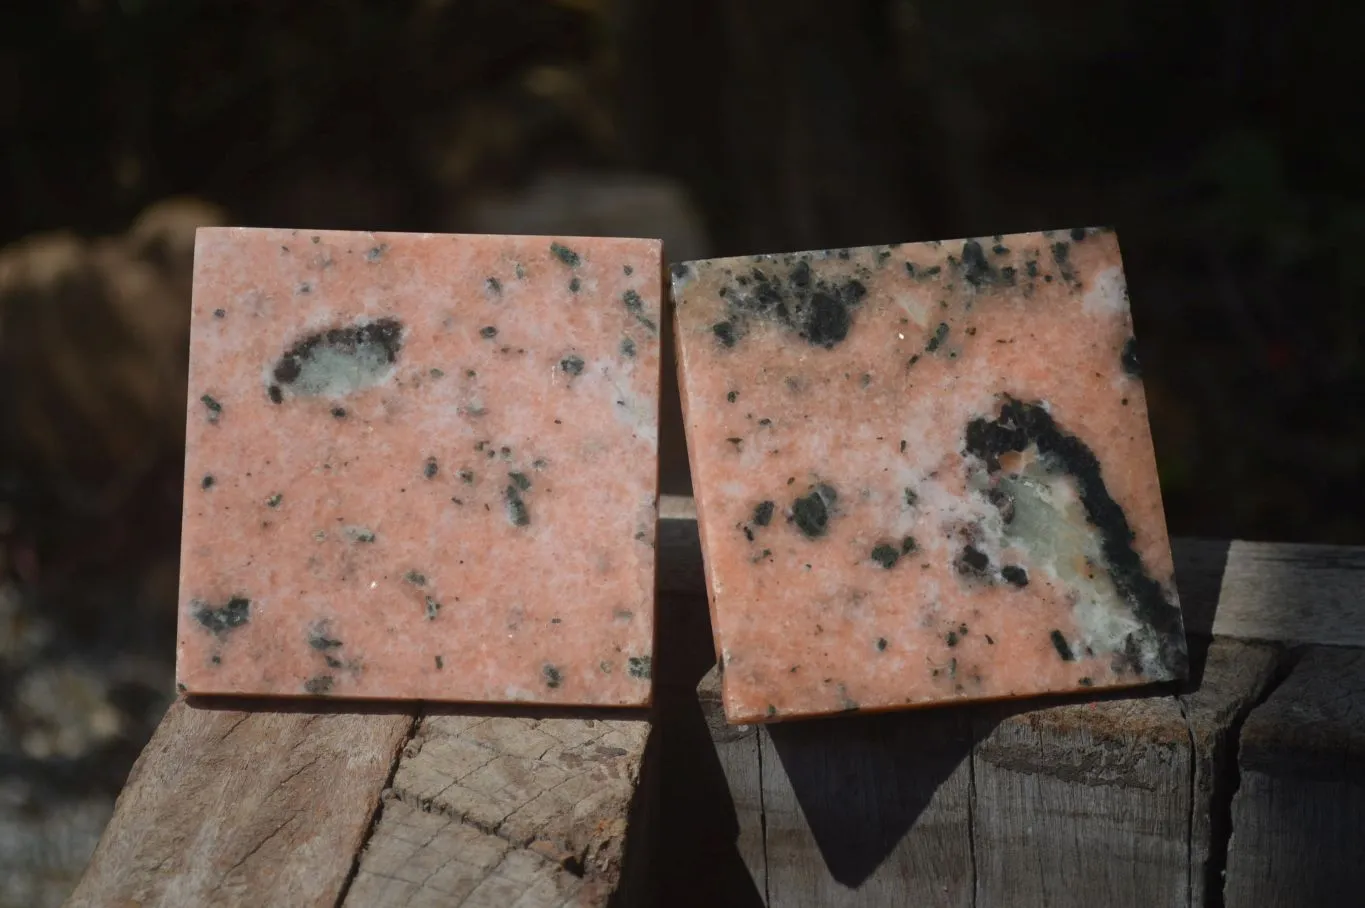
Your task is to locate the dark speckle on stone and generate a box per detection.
[670,262,690,281]
[622,289,657,332]
[993,244,1009,256]
[1121,337,1141,377]
[792,483,837,538]
[193,596,251,635]
[332,407,346,419]
[871,544,900,569]
[486,277,502,295]
[946,630,960,647]
[727,390,738,403]
[550,243,580,267]
[926,323,949,352]
[200,394,222,421]
[405,570,427,586]
[1070,227,1087,242]
[505,484,530,526]
[266,493,283,508]
[1002,565,1029,587]
[435,655,444,670]
[459,470,475,484]
[956,545,991,577]
[1051,242,1076,282]
[480,326,498,339]
[1051,629,1075,661]
[1026,260,1039,279]
[713,321,737,347]
[424,457,439,479]
[963,396,1186,676]
[569,277,581,293]
[298,671,330,693]
[425,596,441,620]
[201,474,215,490]
[365,244,388,262]
[877,637,888,651]
[308,624,343,651]
[624,265,634,276]
[901,535,918,554]
[213,308,226,318]
[270,318,404,399]
[1079,676,1093,686]
[509,471,531,491]
[543,664,563,688]
[805,291,851,347]
[960,240,995,288]
[620,337,636,357]
[304,675,334,695]
[753,500,775,526]
[560,354,585,376]
[628,656,652,679]
[904,488,918,507]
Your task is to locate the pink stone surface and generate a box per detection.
[178,228,661,705]
[672,230,1188,723]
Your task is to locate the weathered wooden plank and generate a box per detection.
[972,692,1191,907]
[696,667,768,901]
[65,698,414,908]
[687,629,1283,907]
[1224,646,1365,908]
[1211,541,1365,646]
[972,638,1279,908]
[657,495,1365,647]
[346,709,653,907]
[1177,639,1281,908]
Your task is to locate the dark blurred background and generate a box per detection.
[0,1,1361,903]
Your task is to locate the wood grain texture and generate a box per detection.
[972,693,1191,907]
[692,617,1287,906]
[1177,639,1281,908]
[697,667,768,901]
[347,711,653,907]
[1224,646,1365,908]
[65,698,414,908]
[657,496,1365,647]
[1211,541,1365,645]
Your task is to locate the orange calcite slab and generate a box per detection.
[672,229,1188,723]
[178,228,661,705]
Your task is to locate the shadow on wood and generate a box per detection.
[765,707,974,889]
[655,592,766,907]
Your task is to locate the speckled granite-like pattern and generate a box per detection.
[177,228,661,705]
[672,229,1188,723]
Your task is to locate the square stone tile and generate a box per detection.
[672,229,1188,722]
[177,228,661,705]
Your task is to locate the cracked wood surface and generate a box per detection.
[345,712,652,907]
[65,698,415,908]
[1225,646,1365,908]
[690,637,1281,907]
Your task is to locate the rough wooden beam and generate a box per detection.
[345,710,654,907]
[65,698,414,908]
[1178,640,1281,908]
[687,632,1281,907]
[657,495,1365,646]
[971,691,1192,906]
[1224,646,1365,908]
